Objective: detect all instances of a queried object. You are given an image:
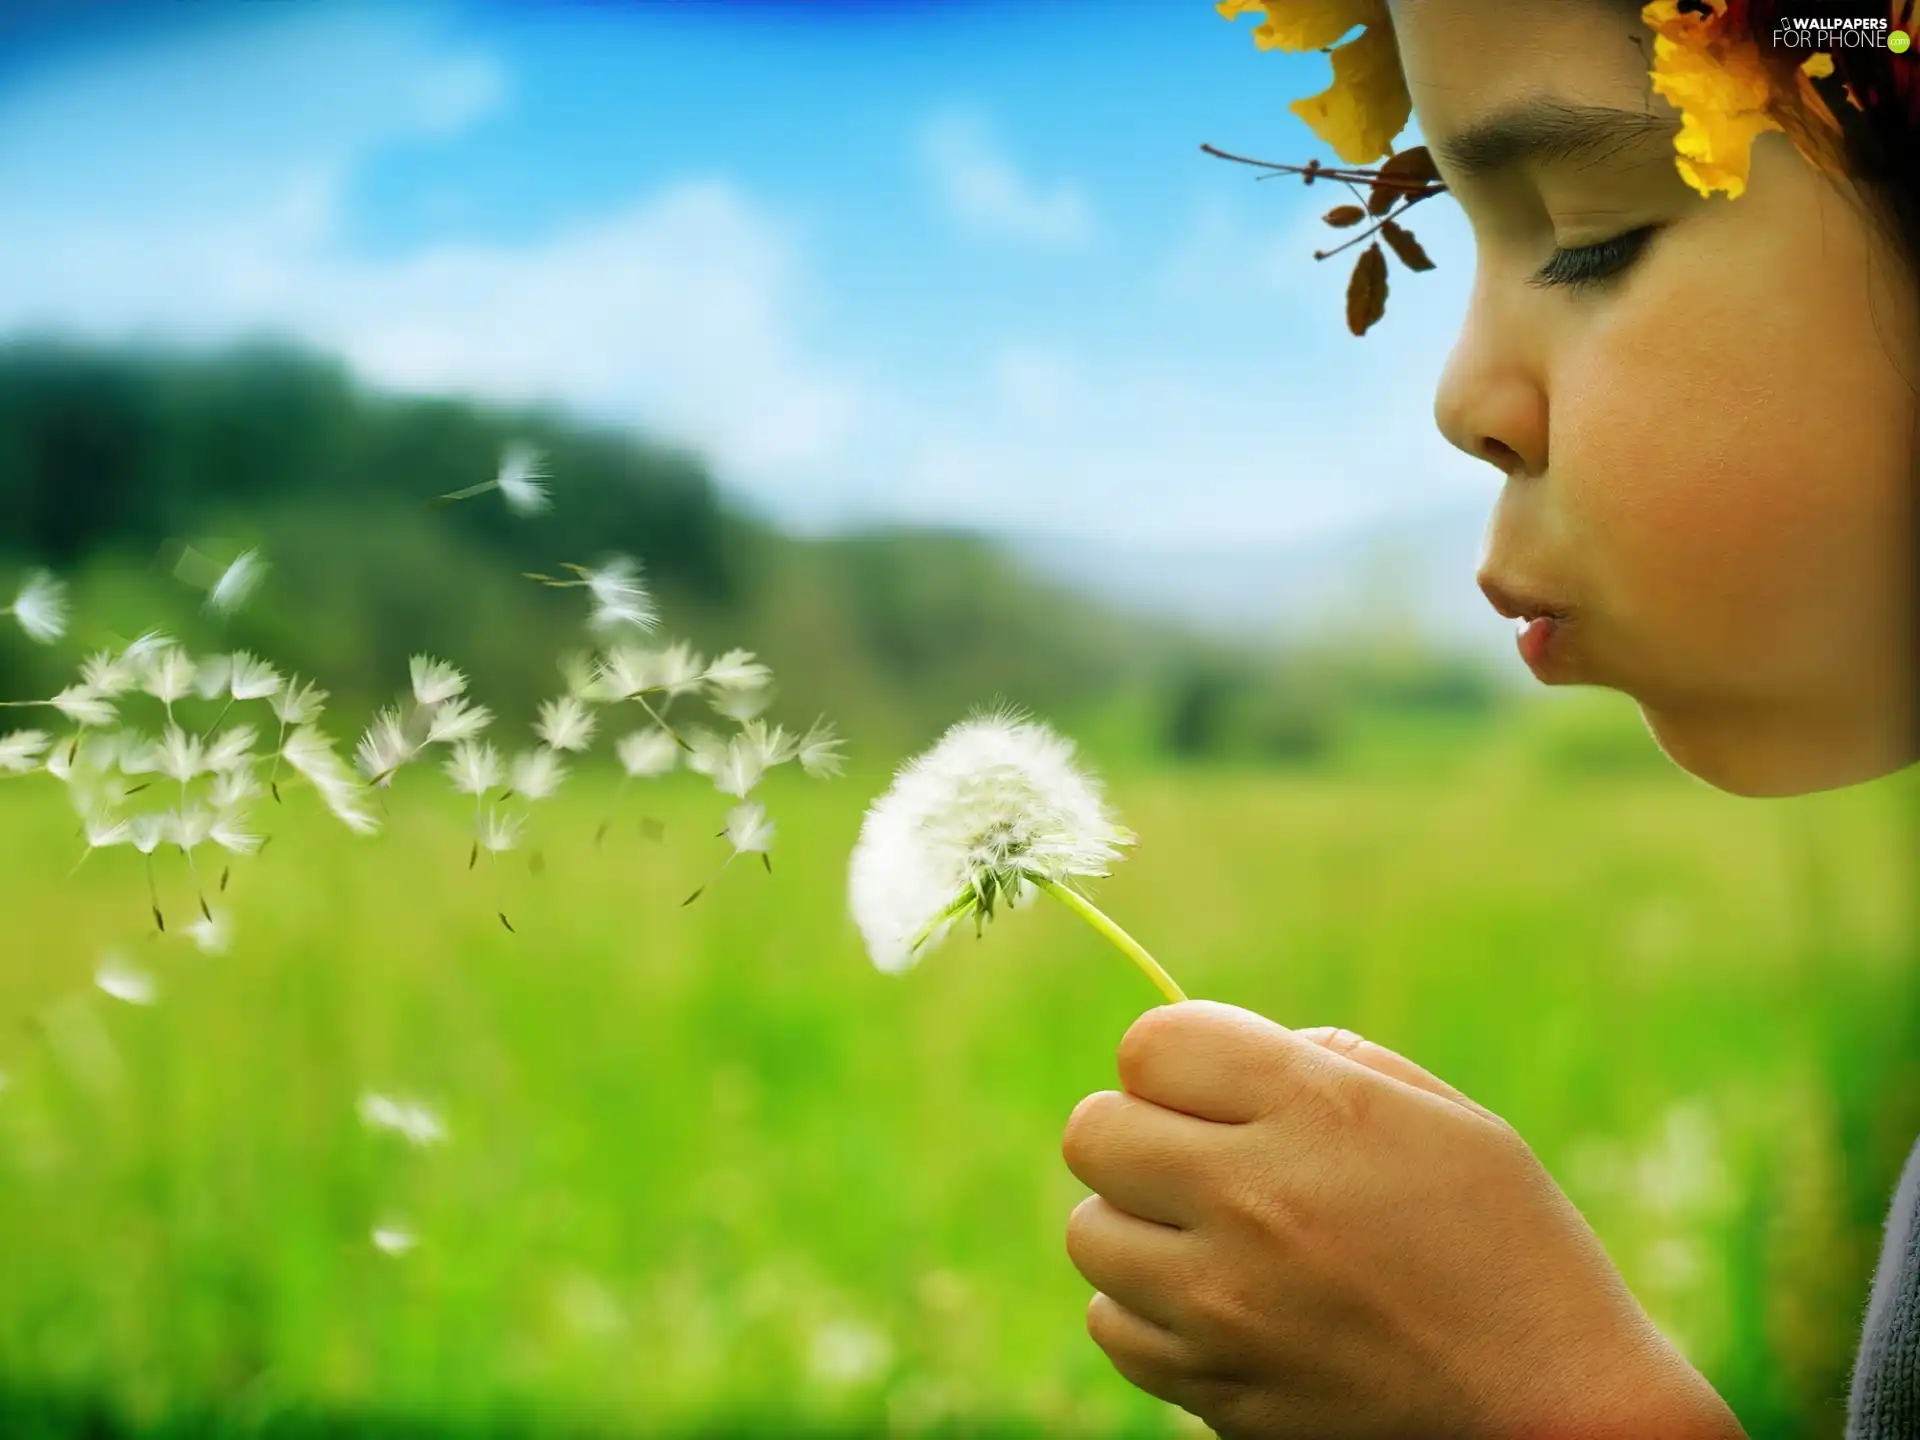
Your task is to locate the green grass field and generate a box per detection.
[0,715,1915,1438]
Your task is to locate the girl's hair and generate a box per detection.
[1745,2,1920,272]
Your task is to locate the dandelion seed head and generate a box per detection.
[10,570,68,644]
[847,709,1133,974]
[408,655,467,707]
[95,956,156,1006]
[615,727,677,779]
[206,548,268,616]
[534,695,596,753]
[496,442,551,515]
[0,729,49,774]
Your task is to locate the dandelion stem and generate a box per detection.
[634,693,694,753]
[1035,878,1187,1005]
[435,479,499,504]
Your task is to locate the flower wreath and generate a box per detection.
[1213,0,1903,334]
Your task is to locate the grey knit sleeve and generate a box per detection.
[1847,1130,1920,1440]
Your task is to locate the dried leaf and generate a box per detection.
[1287,19,1410,165]
[1366,145,1440,214]
[1323,204,1367,228]
[1346,243,1388,336]
[1380,218,1435,271]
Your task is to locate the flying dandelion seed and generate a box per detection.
[356,708,416,786]
[48,685,116,729]
[142,647,197,711]
[575,557,658,634]
[372,1225,418,1256]
[797,717,846,779]
[95,956,157,1006]
[187,911,232,955]
[206,549,269,617]
[479,807,524,854]
[408,656,467,708]
[9,570,68,644]
[710,685,774,723]
[225,652,282,701]
[425,698,492,746]
[847,708,1185,1002]
[615,728,677,779]
[495,443,550,515]
[506,747,565,801]
[534,696,597,753]
[0,729,49,774]
[358,1092,448,1147]
[684,800,776,904]
[445,740,503,797]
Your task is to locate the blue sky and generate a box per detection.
[0,0,1494,549]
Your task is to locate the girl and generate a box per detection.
[1058,1,1919,1435]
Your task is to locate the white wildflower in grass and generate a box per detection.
[616,728,677,779]
[507,746,565,802]
[409,655,467,707]
[372,1224,418,1257]
[9,570,68,644]
[0,729,49,775]
[206,548,268,617]
[359,1092,448,1147]
[95,956,157,1006]
[847,708,1185,1002]
[534,695,596,753]
[425,697,492,746]
[797,717,846,779]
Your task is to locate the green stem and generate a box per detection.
[1036,877,1187,1005]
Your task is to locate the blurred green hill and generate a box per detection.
[0,337,1522,768]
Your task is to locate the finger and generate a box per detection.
[1116,999,1319,1124]
[1066,1193,1195,1335]
[1062,1089,1213,1228]
[1085,1289,1196,1406]
[1295,1026,1472,1106]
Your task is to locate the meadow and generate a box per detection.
[0,704,1915,1439]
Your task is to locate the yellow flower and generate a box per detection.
[1216,0,1409,164]
[1641,0,1781,199]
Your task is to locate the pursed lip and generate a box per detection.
[1478,573,1574,625]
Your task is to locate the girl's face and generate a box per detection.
[1390,0,1920,796]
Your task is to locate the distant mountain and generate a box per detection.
[1007,500,1517,661]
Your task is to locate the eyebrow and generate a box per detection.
[1434,99,1676,182]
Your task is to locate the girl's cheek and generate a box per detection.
[1556,314,1864,699]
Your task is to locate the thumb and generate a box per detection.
[1295,1026,1479,1110]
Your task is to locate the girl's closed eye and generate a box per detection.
[1529,224,1659,290]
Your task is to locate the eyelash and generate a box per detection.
[1530,225,1658,290]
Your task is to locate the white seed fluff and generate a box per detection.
[10,570,68,644]
[846,709,1133,974]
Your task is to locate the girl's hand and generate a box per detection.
[1061,1000,1747,1439]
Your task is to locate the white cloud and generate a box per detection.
[917,109,1094,247]
[0,8,861,486]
